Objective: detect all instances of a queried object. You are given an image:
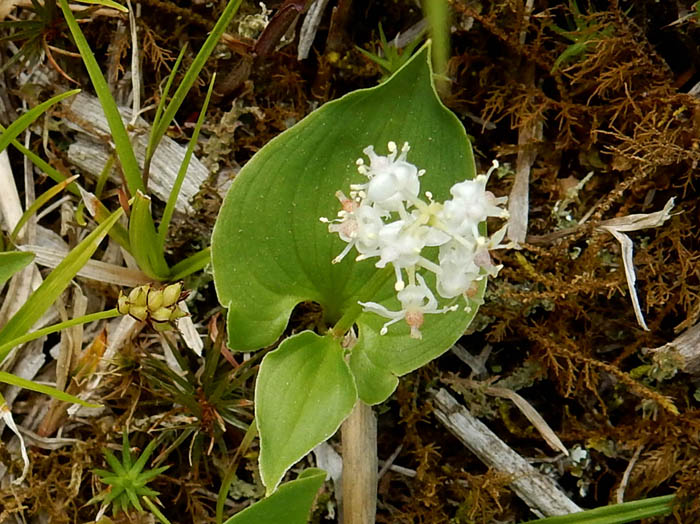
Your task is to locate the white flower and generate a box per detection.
[437,161,509,241]
[436,240,481,299]
[353,141,423,213]
[322,191,384,264]
[356,213,446,291]
[359,275,457,339]
[325,142,510,337]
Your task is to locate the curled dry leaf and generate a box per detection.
[598,198,675,331]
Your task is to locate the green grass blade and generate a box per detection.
[79,188,131,251]
[0,89,79,154]
[132,438,159,473]
[144,0,242,177]
[18,145,80,196]
[103,449,128,476]
[0,309,119,365]
[0,207,124,360]
[94,153,117,198]
[157,74,216,246]
[0,371,100,407]
[168,247,210,280]
[121,431,133,469]
[59,0,145,197]
[0,251,34,288]
[0,123,81,196]
[523,494,675,523]
[11,175,79,242]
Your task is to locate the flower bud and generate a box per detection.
[169,307,187,322]
[150,307,172,323]
[162,283,182,307]
[117,282,188,331]
[129,305,148,322]
[128,286,147,307]
[147,289,164,310]
[117,294,130,315]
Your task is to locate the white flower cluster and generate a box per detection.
[321,141,509,339]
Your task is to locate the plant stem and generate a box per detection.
[341,400,377,524]
[0,308,120,362]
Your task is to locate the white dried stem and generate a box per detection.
[507,66,542,245]
[298,0,331,60]
[18,244,151,287]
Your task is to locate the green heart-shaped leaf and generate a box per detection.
[212,43,479,357]
[256,331,356,493]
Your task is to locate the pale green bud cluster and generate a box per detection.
[117,282,187,331]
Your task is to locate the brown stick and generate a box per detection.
[341,400,377,524]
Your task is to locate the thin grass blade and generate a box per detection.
[0,89,79,154]
[74,0,128,11]
[0,251,34,287]
[0,207,124,360]
[79,188,131,251]
[157,74,216,246]
[144,0,242,177]
[0,123,80,196]
[0,371,100,407]
[168,247,210,280]
[523,494,675,523]
[59,0,144,196]
[11,175,79,241]
[150,45,187,142]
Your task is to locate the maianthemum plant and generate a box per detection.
[211,42,504,510]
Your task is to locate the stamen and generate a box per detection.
[394,265,405,291]
[332,242,355,264]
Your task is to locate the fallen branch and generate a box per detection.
[432,388,581,518]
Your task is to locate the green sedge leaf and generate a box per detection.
[0,89,79,154]
[0,207,123,361]
[522,494,674,524]
[129,192,170,280]
[59,0,144,196]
